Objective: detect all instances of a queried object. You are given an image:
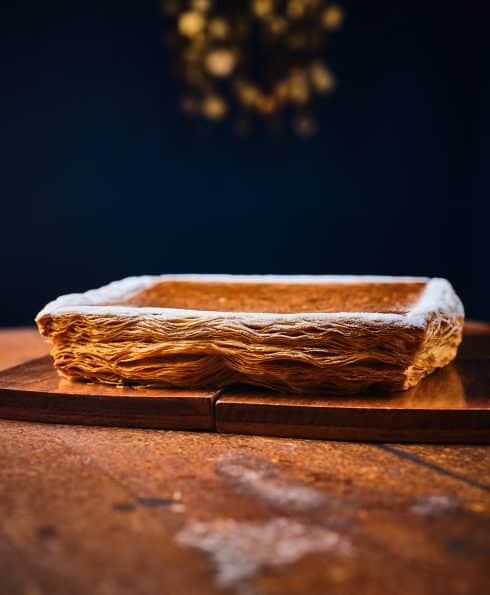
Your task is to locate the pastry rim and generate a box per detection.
[36,274,463,329]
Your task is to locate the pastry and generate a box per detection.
[35,275,464,394]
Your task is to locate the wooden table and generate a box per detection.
[0,327,489,595]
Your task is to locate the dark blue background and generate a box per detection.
[1,1,488,325]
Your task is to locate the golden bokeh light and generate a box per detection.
[269,17,288,35]
[310,61,335,93]
[252,0,274,19]
[236,82,259,107]
[191,0,211,13]
[257,95,277,115]
[322,4,345,30]
[287,0,306,20]
[202,94,227,120]
[208,17,229,39]
[178,11,205,37]
[205,48,236,77]
[288,70,310,104]
[163,0,345,137]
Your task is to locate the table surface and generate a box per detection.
[0,326,489,595]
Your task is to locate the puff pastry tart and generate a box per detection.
[36,275,464,394]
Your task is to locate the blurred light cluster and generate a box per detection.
[162,0,345,137]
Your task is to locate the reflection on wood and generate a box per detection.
[215,359,490,443]
[367,365,466,409]
[0,357,217,430]
[0,351,489,442]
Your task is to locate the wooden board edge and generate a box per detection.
[0,385,217,431]
[215,420,490,444]
[214,400,490,444]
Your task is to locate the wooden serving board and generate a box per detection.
[0,326,489,443]
[215,360,490,443]
[0,357,217,430]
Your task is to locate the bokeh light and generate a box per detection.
[163,0,345,137]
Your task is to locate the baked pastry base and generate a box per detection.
[36,275,464,394]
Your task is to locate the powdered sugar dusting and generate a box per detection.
[36,274,463,393]
[215,451,325,511]
[411,494,461,517]
[37,273,431,324]
[37,274,463,331]
[408,277,464,328]
[177,517,353,587]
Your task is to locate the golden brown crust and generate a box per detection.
[114,280,427,314]
[36,275,464,394]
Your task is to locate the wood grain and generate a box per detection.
[1,419,489,595]
[0,420,219,595]
[215,356,490,443]
[0,326,489,595]
[1,323,489,442]
[0,356,217,430]
[387,444,490,490]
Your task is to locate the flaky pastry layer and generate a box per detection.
[36,275,464,394]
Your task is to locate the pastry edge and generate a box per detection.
[35,275,464,394]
